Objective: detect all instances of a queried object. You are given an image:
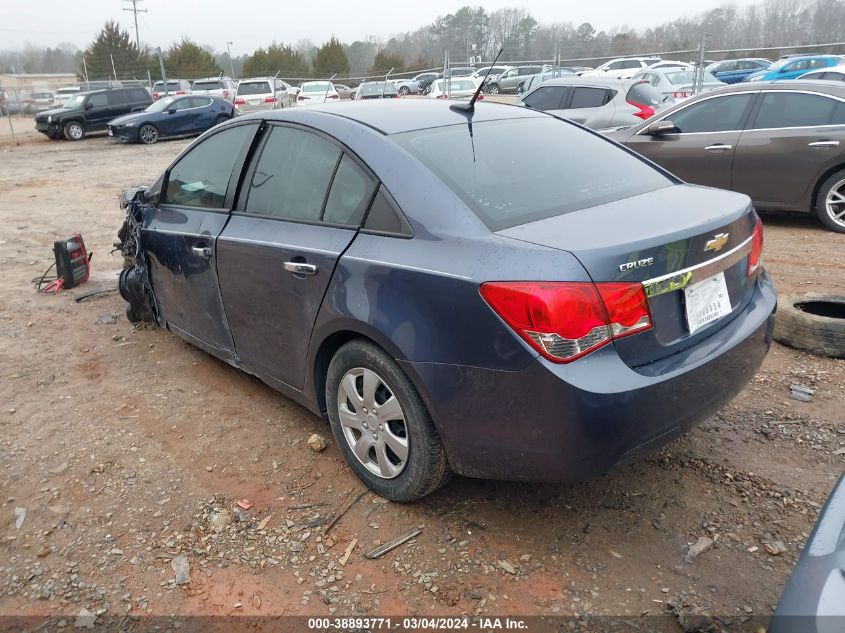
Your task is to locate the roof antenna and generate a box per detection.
[381,67,394,99]
[451,47,504,114]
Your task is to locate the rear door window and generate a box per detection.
[108,91,129,105]
[244,126,340,222]
[392,117,672,230]
[669,94,754,133]
[523,86,567,111]
[323,155,376,225]
[164,124,256,209]
[569,87,611,109]
[749,92,838,129]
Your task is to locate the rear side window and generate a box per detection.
[237,82,272,96]
[323,156,376,225]
[392,117,672,231]
[164,124,255,209]
[245,126,340,221]
[569,87,611,109]
[363,187,413,236]
[670,94,754,133]
[750,92,837,129]
[129,88,149,101]
[108,90,129,105]
[523,86,567,111]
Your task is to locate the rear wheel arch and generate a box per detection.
[810,162,845,211]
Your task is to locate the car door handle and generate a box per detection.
[808,140,840,148]
[283,262,317,275]
[191,245,212,259]
[705,144,733,151]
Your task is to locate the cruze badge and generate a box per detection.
[704,233,729,252]
[619,257,654,272]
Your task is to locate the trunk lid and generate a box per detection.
[497,184,759,367]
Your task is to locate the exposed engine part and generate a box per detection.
[116,187,157,323]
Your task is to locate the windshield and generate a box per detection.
[64,95,86,108]
[392,118,671,230]
[192,81,221,90]
[146,96,178,112]
[360,83,397,95]
[302,83,332,92]
[237,81,272,95]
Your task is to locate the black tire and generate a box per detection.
[137,124,159,145]
[326,339,450,502]
[486,83,500,95]
[814,169,845,233]
[63,120,85,141]
[213,115,229,127]
[399,86,410,96]
[774,294,845,358]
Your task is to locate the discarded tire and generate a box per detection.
[774,294,845,358]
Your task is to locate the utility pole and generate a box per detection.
[226,41,236,79]
[123,0,147,51]
[156,47,168,95]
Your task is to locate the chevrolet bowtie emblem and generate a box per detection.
[704,233,729,252]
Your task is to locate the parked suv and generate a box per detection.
[485,65,545,94]
[518,77,669,129]
[190,77,237,102]
[234,78,289,114]
[35,86,152,140]
[151,79,191,100]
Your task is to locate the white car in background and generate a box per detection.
[190,77,238,102]
[278,80,300,103]
[56,86,81,106]
[580,57,662,79]
[798,65,845,82]
[234,78,289,113]
[427,77,482,100]
[296,81,340,105]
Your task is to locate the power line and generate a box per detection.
[122,0,147,51]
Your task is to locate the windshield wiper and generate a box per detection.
[450,48,503,114]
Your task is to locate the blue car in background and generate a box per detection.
[107,95,234,144]
[706,58,771,84]
[744,55,845,82]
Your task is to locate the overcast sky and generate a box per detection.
[4,0,755,53]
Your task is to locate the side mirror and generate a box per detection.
[167,108,176,114]
[84,102,93,110]
[647,120,676,135]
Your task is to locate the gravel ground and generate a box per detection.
[1,115,843,631]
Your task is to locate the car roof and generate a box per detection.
[684,79,845,97]
[800,65,845,74]
[245,99,546,135]
[538,76,636,88]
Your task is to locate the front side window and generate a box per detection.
[750,92,838,129]
[245,126,340,221]
[392,117,672,231]
[669,94,754,133]
[86,93,108,108]
[164,124,255,209]
[718,61,738,72]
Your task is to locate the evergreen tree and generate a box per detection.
[243,43,309,77]
[312,37,350,76]
[369,50,405,74]
[80,21,150,81]
[165,38,221,78]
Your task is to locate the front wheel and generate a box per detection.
[816,169,845,233]
[326,340,450,501]
[138,124,159,144]
[63,120,85,141]
[486,83,500,95]
[399,86,410,96]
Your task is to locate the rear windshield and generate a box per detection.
[302,83,331,92]
[391,117,672,231]
[433,79,476,92]
[237,81,272,95]
[192,81,221,90]
[627,81,668,105]
[153,81,182,91]
[360,82,397,95]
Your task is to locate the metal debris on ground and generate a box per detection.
[288,501,330,510]
[365,527,422,559]
[324,489,368,535]
[789,383,815,402]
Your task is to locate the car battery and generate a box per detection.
[53,233,91,289]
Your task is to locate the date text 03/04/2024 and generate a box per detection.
[307,617,529,630]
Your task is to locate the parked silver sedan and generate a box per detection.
[517,76,670,129]
[634,68,725,101]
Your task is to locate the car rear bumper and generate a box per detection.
[769,472,845,632]
[403,271,776,482]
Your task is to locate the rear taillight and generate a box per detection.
[177,91,187,95]
[234,98,245,105]
[477,94,485,100]
[152,93,160,100]
[673,91,691,99]
[435,94,447,99]
[627,99,655,120]
[747,215,764,276]
[297,95,306,101]
[480,281,653,363]
[264,96,275,103]
[327,94,339,99]
[223,90,229,99]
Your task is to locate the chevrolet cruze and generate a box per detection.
[117,99,776,501]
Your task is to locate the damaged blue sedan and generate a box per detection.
[108,94,233,144]
[117,99,776,501]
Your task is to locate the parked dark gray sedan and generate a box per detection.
[117,100,775,501]
[608,81,845,232]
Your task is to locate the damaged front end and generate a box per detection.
[116,187,157,323]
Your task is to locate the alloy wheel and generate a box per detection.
[824,178,845,229]
[67,123,83,140]
[336,367,409,479]
[138,125,158,144]
[399,87,410,96]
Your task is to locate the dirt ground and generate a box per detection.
[1,114,844,632]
